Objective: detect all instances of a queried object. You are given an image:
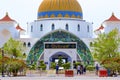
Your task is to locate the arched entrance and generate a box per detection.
[49,52,72,63]
[27,29,93,67]
[48,52,72,69]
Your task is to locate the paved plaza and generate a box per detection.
[0,76,120,80]
[0,75,120,80]
[0,71,120,80]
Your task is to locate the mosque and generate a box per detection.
[0,0,120,69]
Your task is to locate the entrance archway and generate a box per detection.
[27,29,93,66]
[50,52,71,63]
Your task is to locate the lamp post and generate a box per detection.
[1,49,5,77]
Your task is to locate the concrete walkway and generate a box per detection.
[0,75,120,80]
[0,70,120,80]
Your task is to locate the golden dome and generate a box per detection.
[37,0,83,19]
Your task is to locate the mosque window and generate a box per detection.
[52,24,55,31]
[31,25,33,32]
[23,53,26,57]
[23,42,26,47]
[28,42,31,47]
[66,24,69,31]
[87,25,89,32]
[78,24,80,31]
[40,24,43,31]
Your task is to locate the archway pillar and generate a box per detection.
[44,49,77,70]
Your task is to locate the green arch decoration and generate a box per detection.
[26,30,93,65]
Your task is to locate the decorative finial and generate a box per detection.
[112,12,114,15]
[6,12,8,16]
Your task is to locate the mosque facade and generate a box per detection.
[0,0,119,69]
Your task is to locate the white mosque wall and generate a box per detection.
[0,32,11,48]
[18,38,39,56]
[81,38,94,51]
[44,48,77,70]
[0,22,19,39]
[103,21,120,34]
[17,37,94,59]
[27,18,93,39]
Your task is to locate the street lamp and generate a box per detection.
[1,49,5,77]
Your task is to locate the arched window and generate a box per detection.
[87,25,89,32]
[23,42,26,47]
[40,24,43,31]
[52,24,55,31]
[66,24,69,31]
[31,25,33,32]
[78,24,80,31]
[23,53,26,57]
[28,42,31,47]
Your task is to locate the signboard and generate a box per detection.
[45,43,76,49]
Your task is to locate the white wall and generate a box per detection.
[18,38,39,55]
[27,18,93,39]
[103,21,120,34]
[0,22,20,47]
[0,22,19,39]
[44,48,77,70]
[81,38,94,51]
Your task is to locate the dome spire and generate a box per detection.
[16,24,25,31]
[6,12,8,16]
[0,12,16,22]
[112,12,115,15]
[104,12,120,22]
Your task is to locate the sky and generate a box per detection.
[0,0,120,30]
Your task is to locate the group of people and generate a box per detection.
[56,64,86,75]
[76,64,86,75]
[76,64,100,75]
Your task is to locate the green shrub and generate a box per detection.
[50,62,56,69]
[62,62,71,69]
[38,60,46,70]
[86,65,95,71]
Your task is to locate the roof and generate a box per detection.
[105,13,120,22]
[16,24,25,31]
[0,12,15,22]
[95,25,104,31]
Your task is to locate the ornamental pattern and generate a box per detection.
[27,30,93,65]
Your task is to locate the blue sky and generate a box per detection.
[0,0,120,30]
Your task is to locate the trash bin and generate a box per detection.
[65,70,74,77]
[99,69,107,77]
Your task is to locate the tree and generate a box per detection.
[58,56,64,67]
[3,37,25,59]
[91,29,120,75]
[0,48,2,60]
[0,38,26,76]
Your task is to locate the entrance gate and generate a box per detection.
[27,30,93,66]
[44,42,76,69]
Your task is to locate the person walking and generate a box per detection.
[77,65,81,75]
[81,64,84,75]
[95,64,99,75]
[83,66,86,74]
[56,64,59,74]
